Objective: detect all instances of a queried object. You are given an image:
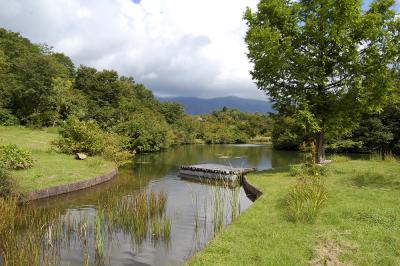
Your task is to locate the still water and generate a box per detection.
[29,144,303,266]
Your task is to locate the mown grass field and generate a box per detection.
[189,159,400,266]
[0,126,115,192]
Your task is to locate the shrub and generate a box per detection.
[116,112,172,152]
[101,133,134,167]
[289,163,328,177]
[0,108,19,126]
[325,139,364,153]
[54,117,106,155]
[54,117,133,165]
[286,175,328,223]
[0,144,34,170]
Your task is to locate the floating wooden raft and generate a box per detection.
[179,164,257,183]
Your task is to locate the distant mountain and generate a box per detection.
[157,96,274,115]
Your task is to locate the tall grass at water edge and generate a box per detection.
[0,190,171,266]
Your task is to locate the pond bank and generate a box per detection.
[189,159,400,265]
[21,168,117,201]
[0,126,115,193]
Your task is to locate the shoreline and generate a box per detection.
[20,168,118,202]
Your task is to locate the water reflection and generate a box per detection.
[4,145,302,266]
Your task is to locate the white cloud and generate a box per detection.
[0,0,266,99]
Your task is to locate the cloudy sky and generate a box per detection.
[0,0,398,99]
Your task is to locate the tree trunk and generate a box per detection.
[315,132,325,164]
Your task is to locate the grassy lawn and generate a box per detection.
[0,126,115,192]
[189,159,400,266]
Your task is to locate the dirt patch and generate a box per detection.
[311,231,357,266]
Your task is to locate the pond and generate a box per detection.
[2,144,303,266]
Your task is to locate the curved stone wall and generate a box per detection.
[21,169,118,202]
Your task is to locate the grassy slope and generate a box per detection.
[0,126,115,192]
[189,160,400,266]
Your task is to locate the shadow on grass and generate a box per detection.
[352,172,400,190]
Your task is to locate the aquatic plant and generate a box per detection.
[230,186,241,221]
[212,187,226,234]
[0,190,172,265]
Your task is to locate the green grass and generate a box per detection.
[0,126,115,192]
[189,160,400,266]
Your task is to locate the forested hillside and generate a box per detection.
[158,96,274,115]
[0,28,272,153]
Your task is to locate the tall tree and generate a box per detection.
[245,0,400,163]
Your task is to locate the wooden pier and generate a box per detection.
[179,164,257,184]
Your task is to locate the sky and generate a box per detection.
[0,0,398,100]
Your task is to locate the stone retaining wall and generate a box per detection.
[21,169,118,202]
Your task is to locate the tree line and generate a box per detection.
[0,28,272,154]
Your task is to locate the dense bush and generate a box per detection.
[116,112,172,152]
[54,118,133,165]
[286,175,328,223]
[55,118,106,155]
[325,139,364,153]
[271,115,304,150]
[0,144,34,170]
[101,133,133,167]
[0,108,19,126]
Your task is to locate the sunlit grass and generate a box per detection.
[189,160,400,265]
[0,126,114,192]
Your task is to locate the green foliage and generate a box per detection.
[0,144,34,170]
[171,116,202,144]
[0,28,275,153]
[286,175,328,223]
[159,102,185,124]
[245,0,400,161]
[101,133,133,167]
[198,108,271,144]
[271,114,304,150]
[0,28,78,126]
[289,163,327,178]
[117,111,172,152]
[0,108,19,126]
[54,117,133,165]
[326,139,364,153]
[55,118,106,155]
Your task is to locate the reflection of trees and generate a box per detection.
[270,150,304,169]
[20,145,304,265]
[34,145,303,210]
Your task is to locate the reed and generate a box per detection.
[0,189,171,265]
[230,186,241,221]
[212,187,226,235]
